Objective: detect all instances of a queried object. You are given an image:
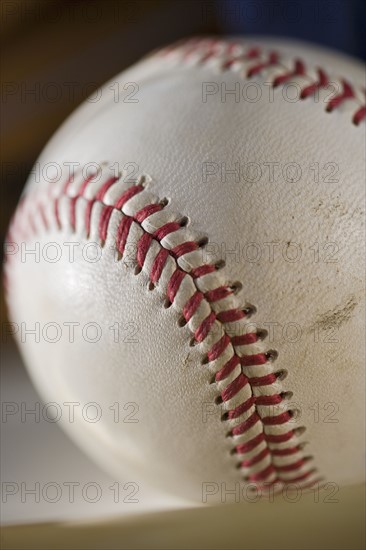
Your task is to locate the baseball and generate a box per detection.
[5,37,365,503]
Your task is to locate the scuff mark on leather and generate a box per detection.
[314,296,357,330]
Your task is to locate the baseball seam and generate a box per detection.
[6,165,322,489]
[159,37,366,126]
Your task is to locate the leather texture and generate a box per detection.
[6,37,365,502]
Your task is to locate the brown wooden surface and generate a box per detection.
[2,484,365,550]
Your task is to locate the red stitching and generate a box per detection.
[161,39,365,125]
[95,176,119,201]
[228,395,255,419]
[137,233,153,267]
[150,248,169,283]
[250,373,278,386]
[154,221,181,240]
[207,333,230,362]
[204,286,232,302]
[172,241,198,258]
[241,353,267,366]
[236,433,265,454]
[232,332,258,346]
[353,105,366,125]
[326,79,354,112]
[272,59,305,87]
[248,464,275,482]
[167,269,186,302]
[215,355,240,382]
[116,216,133,255]
[240,447,270,468]
[7,170,321,489]
[247,51,279,77]
[262,411,292,426]
[266,431,295,443]
[191,264,216,278]
[232,411,260,436]
[195,311,216,342]
[217,308,245,323]
[221,373,248,402]
[256,394,282,406]
[114,185,143,209]
[272,446,301,456]
[300,68,329,98]
[183,291,203,321]
[99,206,114,242]
[85,200,95,236]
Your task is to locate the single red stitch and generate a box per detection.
[247,463,275,482]
[150,248,169,283]
[154,222,181,240]
[70,197,78,230]
[194,311,216,342]
[227,395,256,419]
[326,79,354,112]
[282,470,314,483]
[300,67,329,98]
[256,394,282,406]
[137,232,153,267]
[114,185,144,209]
[240,447,270,468]
[171,241,198,257]
[247,51,278,77]
[232,411,260,436]
[221,373,248,402]
[241,353,267,366]
[135,203,162,223]
[272,59,305,87]
[205,286,232,302]
[217,308,245,323]
[232,333,258,346]
[222,56,241,69]
[183,291,204,321]
[95,176,120,201]
[78,174,96,197]
[167,269,186,303]
[235,433,265,454]
[353,105,366,125]
[116,216,133,255]
[207,333,230,362]
[198,40,222,63]
[54,198,61,228]
[215,355,241,382]
[222,48,261,69]
[99,206,114,242]
[250,373,277,386]
[85,200,96,236]
[276,458,306,472]
[262,411,292,426]
[191,264,216,278]
[199,51,216,63]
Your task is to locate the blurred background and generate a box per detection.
[1,0,365,543]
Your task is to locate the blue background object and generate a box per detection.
[215,0,366,60]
